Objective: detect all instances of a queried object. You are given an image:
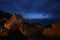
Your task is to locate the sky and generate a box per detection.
[0,0,60,19]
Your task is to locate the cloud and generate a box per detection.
[0,0,60,14]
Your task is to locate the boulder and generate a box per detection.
[42,21,60,37]
[4,13,25,31]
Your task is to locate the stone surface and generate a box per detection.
[4,14,25,31]
[42,21,60,37]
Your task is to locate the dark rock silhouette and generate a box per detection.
[0,11,12,19]
[0,11,12,28]
[0,11,25,40]
[42,21,60,39]
[4,13,25,31]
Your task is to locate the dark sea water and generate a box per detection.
[25,19,60,26]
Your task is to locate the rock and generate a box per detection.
[42,21,60,37]
[4,13,25,31]
[0,11,12,28]
[18,23,42,39]
[0,11,11,19]
[0,28,9,37]
[33,23,44,33]
[52,21,60,36]
[42,28,56,37]
[0,11,11,37]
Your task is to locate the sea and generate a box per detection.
[25,19,60,26]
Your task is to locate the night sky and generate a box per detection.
[0,0,60,19]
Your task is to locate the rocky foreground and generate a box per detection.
[0,11,60,40]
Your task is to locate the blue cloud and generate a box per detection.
[0,0,60,19]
